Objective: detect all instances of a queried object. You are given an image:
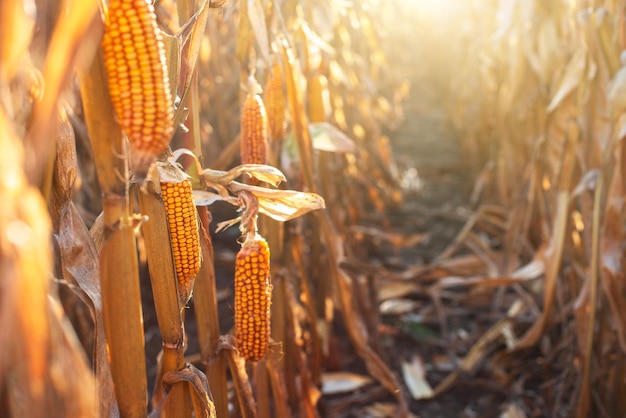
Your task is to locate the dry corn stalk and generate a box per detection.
[101,0,174,175]
[240,75,268,166]
[308,73,330,123]
[157,161,201,304]
[263,63,286,141]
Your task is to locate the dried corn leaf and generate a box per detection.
[247,0,270,65]
[379,299,418,315]
[193,190,238,207]
[57,202,117,416]
[202,164,286,187]
[319,215,408,414]
[161,29,181,105]
[434,301,525,396]
[309,122,357,153]
[223,340,256,418]
[377,282,419,301]
[547,48,587,112]
[514,192,569,350]
[162,364,216,418]
[321,372,373,395]
[608,65,626,119]
[235,0,253,63]
[171,0,211,129]
[401,356,433,400]
[230,183,326,221]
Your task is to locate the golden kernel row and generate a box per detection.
[101,0,174,173]
[160,179,201,303]
[240,93,268,166]
[234,236,271,362]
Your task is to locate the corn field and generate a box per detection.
[2,0,626,417]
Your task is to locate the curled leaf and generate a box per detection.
[215,217,242,234]
[401,356,433,400]
[309,122,356,153]
[155,160,190,184]
[230,182,325,221]
[321,372,373,395]
[162,363,216,418]
[202,164,287,187]
[170,148,204,176]
[192,190,238,207]
[247,0,270,65]
[379,298,418,315]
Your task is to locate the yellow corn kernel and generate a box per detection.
[234,235,271,362]
[101,0,174,174]
[240,89,268,166]
[263,64,286,141]
[308,73,330,123]
[160,179,201,303]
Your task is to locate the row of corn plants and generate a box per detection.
[0,0,409,416]
[437,0,626,416]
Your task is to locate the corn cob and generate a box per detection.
[263,64,286,141]
[240,77,268,166]
[101,0,174,174]
[308,73,330,123]
[160,178,201,303]
[234,234,271,362]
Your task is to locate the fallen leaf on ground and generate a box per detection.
[500,403,527,418]
[379,298,419,315]
[378,281,420,301]
[321,372,373,395]
[401,356,434,400]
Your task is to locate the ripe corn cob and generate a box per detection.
[263,64,286,141]
[101,0,174,174]
[308,73,330,123]
[160,178,201,303]
[234,234,271,362]
[240,79,269,166]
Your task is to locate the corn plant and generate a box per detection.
[0,0,409,416]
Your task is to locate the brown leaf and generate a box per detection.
[321,372,373,395]
[377,282,419,301]
[162,364,216,418]
[434,301,525,396]
[48,109,77,233]
[202,164,287,187]
[57,202,117,417]
[547,48,587,112]
[247,0,270,65]
[401,357,433,400]
[230,183,326,221]
[309,122,357,153]
[379,299,418,315]
[318,212,408,415]
[171,0,211,129]
[193,190,238,207]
